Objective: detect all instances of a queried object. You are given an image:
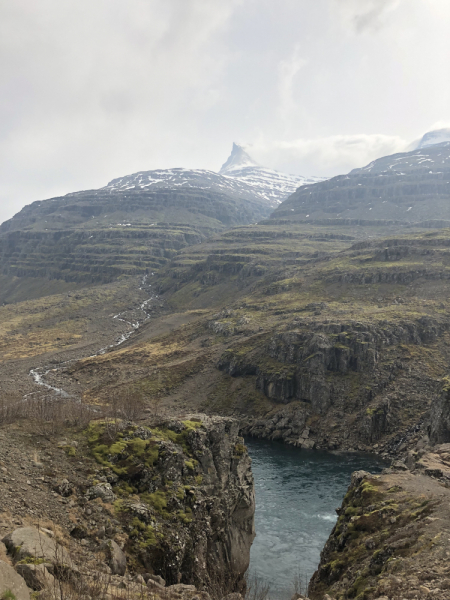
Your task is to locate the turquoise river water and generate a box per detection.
[246,437,387,598]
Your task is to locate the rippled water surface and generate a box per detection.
[246,438,387,598]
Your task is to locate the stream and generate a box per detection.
[246,437,387,599]
[27,276,157,397]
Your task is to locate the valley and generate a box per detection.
[2,139,450,600]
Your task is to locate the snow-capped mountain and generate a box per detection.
[219,143,325,205]
[105,143,325,208]
[408,128,450,151]
[353,140,450,175]
[105,167,275,206]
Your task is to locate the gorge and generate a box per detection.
[246,439,387,598]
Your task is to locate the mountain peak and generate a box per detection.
[219,143,259,174]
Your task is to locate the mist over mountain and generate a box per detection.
[408,128,450,151]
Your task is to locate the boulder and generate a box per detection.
[300,439,315,450]
[145,574,166,587]
[15,563,55,591]
[0,560,31,600]
[69,526,88,540]
[55,479,72,497]
[2,527,71,567]
[391,460,408,471]
[98,540,126,576]
[85,482,115,503]
[351,470,369,486]
[168,584,197,592]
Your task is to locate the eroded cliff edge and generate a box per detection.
[0,414,255,598]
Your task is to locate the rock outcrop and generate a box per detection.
[86,415,255,591]
[221,317,447,413]
[308,467,450,599]
[220,315,447,454]
[2,527,71,567]
[429,381,450,444]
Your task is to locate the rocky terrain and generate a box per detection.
[308,452,450,599]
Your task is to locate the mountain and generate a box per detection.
[272,141,450,224]
[0,145,314,302]
[0,184,270,297]
[409,127,450,151]
[219,143,324,206]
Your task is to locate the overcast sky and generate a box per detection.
[1,0,450,224]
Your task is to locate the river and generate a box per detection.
[246,437,387,599]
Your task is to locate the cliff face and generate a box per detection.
[219,315,448,452]
[0,414,255,600]
[429,382,450,444]
[87,415,255,591]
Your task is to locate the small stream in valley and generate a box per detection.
[246,437,387,599]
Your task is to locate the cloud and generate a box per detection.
[335,0,402,32]
[248,133,407,177]
[0,0,240,224]
[0,0,448,225]
[429,120,450,131]
[277,46,307,122]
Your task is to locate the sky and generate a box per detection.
[1,0,450,224]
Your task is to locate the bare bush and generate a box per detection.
[244,572,271,600]
[0,392,22,425]
[22,394,94,435]
[0,390,95,435]
[107,389,145,421]
[291,568,309,598]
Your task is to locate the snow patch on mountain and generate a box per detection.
[353,141,450,175]
[219,143,325,204]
